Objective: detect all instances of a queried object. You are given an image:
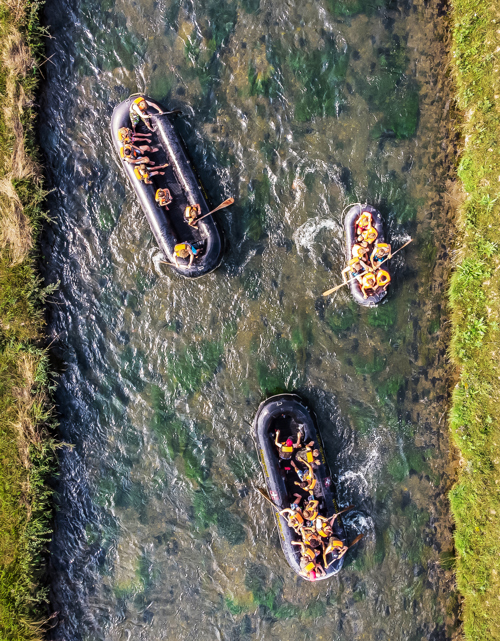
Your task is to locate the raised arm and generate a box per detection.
[146,99,163,113]
[341,265,351,283]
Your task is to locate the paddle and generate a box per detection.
[159,260,175,267]
[322,238,413,297]
[144,109,183,118]
[256,487,281,512]
[347,533,364,549]
[194,197,235,223]
[325,533,364,568]
[330,505,355,520]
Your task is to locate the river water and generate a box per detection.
[39,0,460,638]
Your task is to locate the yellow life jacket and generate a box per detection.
[117,127,129,142]
[174,243,188,255]
[304,508,318,521]
[362,272,376,288]
[355,211,372,230]
[328,539,344,550]
[352,244,367,259]
[376,270,391,287]
[306,451,314,463]
[306,476,317,491]
[281,445,294,453]
[304,547,316,561]
[134,166,147,181]
[362,226,378,244]
[289,512,304,527]
[120,144,137,159]
[304,561,315,572]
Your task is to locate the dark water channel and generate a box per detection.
[39,0,459,638]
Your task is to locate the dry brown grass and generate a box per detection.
[0,24,40,266]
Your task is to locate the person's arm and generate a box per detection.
[146,100,163,113]
[370,248,377,270]
[275,431,280,446]
[188,252,194,268]
[295,431,302,447]
[387,244,392,259]
[279,508,291,518]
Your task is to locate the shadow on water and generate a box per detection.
[39,0,460,637]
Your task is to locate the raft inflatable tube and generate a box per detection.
[110,95,223,278]
[253,394,347,581]
[344,203,387,307]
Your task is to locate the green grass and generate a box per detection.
[0,1,57,639]
[448,0,500,638]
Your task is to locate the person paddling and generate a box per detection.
[341,258,368,285]
[370,242,392,269]
[279,502,305,534]
[295,544,326,580]
[173,243,198,269]
[129,96,163,132]
[323,537,349,567]
[184,203,201,229]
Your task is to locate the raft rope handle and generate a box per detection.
[341,202,364,220]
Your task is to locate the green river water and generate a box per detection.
[39,0,460,638]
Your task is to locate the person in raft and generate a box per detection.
[351,242,370,264]
[279,494,305,533]
[118,126,153,145]
[173,243,198,269]
[295,544,326,580]
[184,203,201,229]
[155,188,173,209]
[275,428,302,460]
[121,143,159,165]
[295,441,321,468]
[314,514,338,539]
[323,537,349,568]
[354,210,372,235]
[360,269,391,299]
[342,257,367,285]
[294,461,317,494]
[359,225,378,245]
[301,496,320,523]
[299,526,323,549]
[370,242,392,269]
[129,96,163,132]
[134,162,169,184]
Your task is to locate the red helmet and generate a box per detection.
[309,570,317,581]
[286,439,293,447]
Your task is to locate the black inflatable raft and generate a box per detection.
[344,203,388,307]
[110,95,223,278]
[253,394,347,581]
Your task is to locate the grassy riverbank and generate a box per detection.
[448,0,500,638]
[0,0,57,639]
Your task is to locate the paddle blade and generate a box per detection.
[348,533,364,549]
